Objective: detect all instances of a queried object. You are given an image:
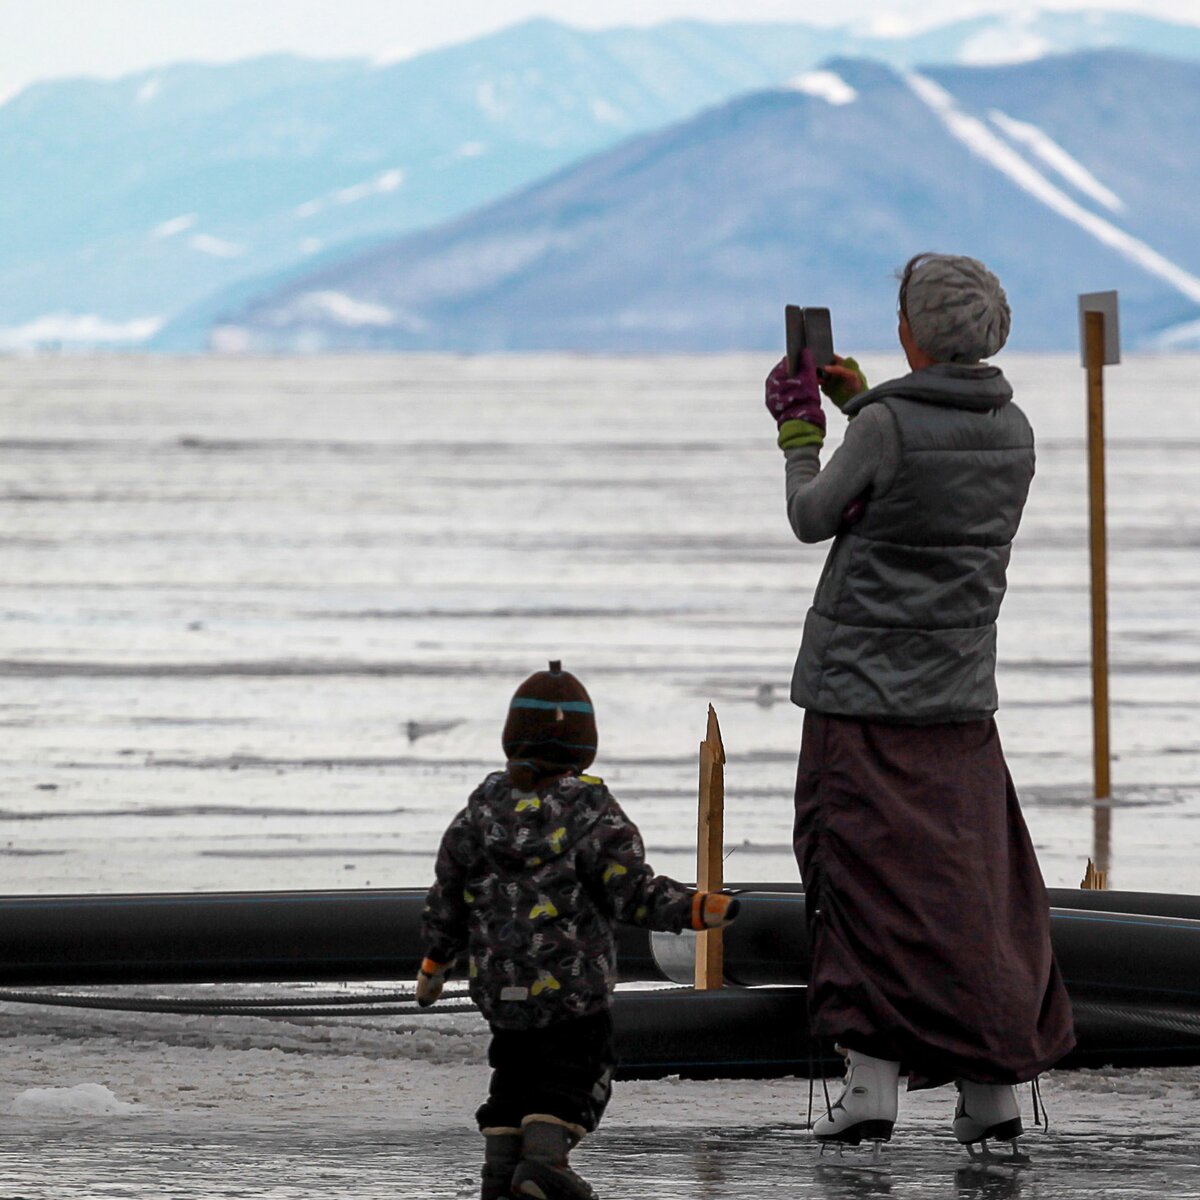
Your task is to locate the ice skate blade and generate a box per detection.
[964,1138,1032,1170]
[815,1144,893,1172]
[817,1137,893,1181]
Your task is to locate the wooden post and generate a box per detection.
[1080,857,1108,890]
[1085,311,1112,875]
[695,705,726,991]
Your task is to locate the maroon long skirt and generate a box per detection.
[793,712,1075,1088]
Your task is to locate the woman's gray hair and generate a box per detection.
[898,253,1011,363]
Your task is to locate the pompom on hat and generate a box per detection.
[502,660,597,791]
[900,253,1011,363]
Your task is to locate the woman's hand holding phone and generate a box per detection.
[766,350,826,450]
[818,354,869,411]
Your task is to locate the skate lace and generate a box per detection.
[806,1038,816,1129]
[1031,1075,1049,1131]
[803,1036,835,1129]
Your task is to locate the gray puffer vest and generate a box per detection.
[791,363,1034,724]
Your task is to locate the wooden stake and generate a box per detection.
[1080,857,1108,890]
[1085,310,1113,873]
[695,705,726,991]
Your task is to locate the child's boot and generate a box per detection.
[481,1127,522,1200]
[812,1049,900,1147]
[510,1115,598,1200]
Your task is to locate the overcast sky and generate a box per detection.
[2,0,1198,98]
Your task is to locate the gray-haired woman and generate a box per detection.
[763,253,1075,1159]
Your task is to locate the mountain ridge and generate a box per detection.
[190,49,1200,353]
[5,9,1200,348]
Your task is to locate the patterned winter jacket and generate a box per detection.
[421,769,696,1030]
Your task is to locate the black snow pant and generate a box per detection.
[475,1010,615,1133]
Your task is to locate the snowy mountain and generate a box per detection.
[4,10,1200,348]
[197,50,1200,354]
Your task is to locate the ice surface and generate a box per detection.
[2,353,1197,898]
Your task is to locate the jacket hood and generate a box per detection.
[468,771,605,869]
[844,363,1012,417]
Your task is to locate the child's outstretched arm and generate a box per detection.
[417,808,474,1003]
[583,791,739,932]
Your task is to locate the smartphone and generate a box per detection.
[784,305,836,376]
[802,307,835,371]
[785,305,805,376]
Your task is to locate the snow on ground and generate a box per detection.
[3,997,1200,1197]
[11,1081,142,1116]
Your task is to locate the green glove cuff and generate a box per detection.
[826,356,869,412]
[777,418,825,451]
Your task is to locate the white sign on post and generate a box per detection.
[1078,291,1121,366]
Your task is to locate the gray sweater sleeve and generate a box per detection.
[783,404,900,544]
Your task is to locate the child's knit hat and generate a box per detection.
[502,660,597,791]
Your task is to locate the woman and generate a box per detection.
[764,253,1075,1156]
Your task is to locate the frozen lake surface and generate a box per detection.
[2,354,1199,1192]
[3,353,1200,895]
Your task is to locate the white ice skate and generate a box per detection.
[954,1081,1030,1167]
[813,1050,899,1150]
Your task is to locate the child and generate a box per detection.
[417,660,739,1200]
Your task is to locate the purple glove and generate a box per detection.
[765,351,825,445]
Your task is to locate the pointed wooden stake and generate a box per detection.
[1081,856,1108,891]
[695,705,726,991]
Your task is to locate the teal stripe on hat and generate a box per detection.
[504,737,598,750]
[510,698,594,714]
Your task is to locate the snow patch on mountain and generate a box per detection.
[189,234,246,259]
[906,72,1200,305]
[335,169,404,205]
[988,109,1124,213]
[865,14,915,39]
[958,24,1050,66]
[787,71,857,105]
[477,80,506,119]
[0,313,163,349]
[293,292,398,328]
[591,98,627,125]
[293,170,405,221]
[372,44,416,67]
[1150,316,1200,349]
[151,214,198,240]
[136,77,162,104]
